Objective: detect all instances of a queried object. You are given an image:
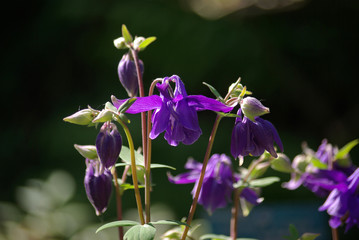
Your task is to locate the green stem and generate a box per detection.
[181,114,223,240]
[130,48,148,222]
[117,119,145,225]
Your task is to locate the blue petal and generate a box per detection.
[186,95,233,112]
[112,95,162,114]
[149,102,170,139]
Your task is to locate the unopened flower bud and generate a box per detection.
[241,97,269,121]
[113,37,126,49]
[84,159,112,216]
[63,109,96,125]
[96,122,122,169]
[74,144,98,160]
[270,153,293,173]
[118,53,144,97]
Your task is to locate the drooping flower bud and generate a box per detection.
[96,122,122,169]
[63,108,97,125]
[240,97,269,122]
[118,53,144,97]
[84,159,112,216]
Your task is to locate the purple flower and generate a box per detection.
[168,154,261,213]
[84,159,113,216]
[112,75,232,146]
[96,122,122,169]
[283,140,355,198]
[319,168,359,231]
[118,53,144,97]
[231,109,283,159]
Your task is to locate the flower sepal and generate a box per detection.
[74,144,98,160]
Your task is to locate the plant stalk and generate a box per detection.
[130,48,149,222]
[117,119,145,225]
[112,168,124,240]
[181,114,222,240]
[332,227,339,240]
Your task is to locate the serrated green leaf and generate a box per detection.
[203,82,223,101]
[310,157,327,169]
[138,37,156,50]
[150,220,188,226]
[336,139,359,160]
[96,220,140,233]
[249,177,280,187]
[300,233,320,240]
[124,224,156,240]
[122,24,133,43]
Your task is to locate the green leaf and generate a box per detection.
[217,112,241,118]
[150,220,188,226]
[96,220,140,233]
[124,224,156,240]
[289,224,299,239]
[249,176,280,188]
[138,37,157,51]
[122,24,133,43]
[120,146,144,166]
[150,163,176,170]
[118,147,176,170]
[118,98,137,113]
[200,234,257,240]
[310,157,327,169]
[202,82,223,101]
[335,139,359,160]
[300,233,320,240]
[105,101,118,112]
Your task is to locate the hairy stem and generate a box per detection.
[181,114,222,240]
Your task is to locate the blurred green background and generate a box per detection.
[1,0,359,239]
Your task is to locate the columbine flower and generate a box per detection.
[118,53,144,97]
[283,140,355,198]
[168,154,261,213]
[96,122,122,169]
[231,109,283,159]
[319,168,359,231]
[84,159,113,216]
[112,75,232,146]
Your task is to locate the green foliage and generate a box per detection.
[283,224,320,240]
[335,139,359,161]
[122,24,133,44]
[74,144,98,159]
[138,37,157,51]
[200,234,257,240]
[124,224,156,240]
[96,220,140,233]
[202,82,224,101]
[249,176,280,188]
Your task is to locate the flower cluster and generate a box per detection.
[283,139,359,231]
[168,154,262,213]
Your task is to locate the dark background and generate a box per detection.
[1,0,358,239]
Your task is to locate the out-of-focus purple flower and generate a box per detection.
[118,53,144,97]
[84,159,113,216]
[319,168,359,231]
[168,154,261,213]
[96,122,122,169]
[231,109,283,159]
[112,75,232,146]
[283,140,355,198]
